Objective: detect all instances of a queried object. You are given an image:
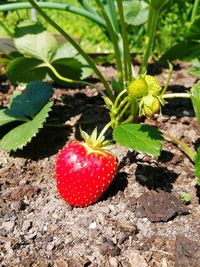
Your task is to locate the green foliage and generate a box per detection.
[181,192,191,204]
[113,123,163,158]
[14,21,57,61]
[191,83,200,126]
[144,0,169,10]
[0,81,53,152]
[195,148,200,185]
[6,22,93,84]
[188,59,200,77]
[123,0,148,26]
[7,57,49,84]
[161,16,200,61]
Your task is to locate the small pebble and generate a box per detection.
[89,222,97,229]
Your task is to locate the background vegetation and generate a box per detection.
[0,0,197,56]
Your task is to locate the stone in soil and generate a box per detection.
[135,191,189,222]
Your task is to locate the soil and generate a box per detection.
[0,62,200,267]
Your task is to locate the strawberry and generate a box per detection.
[145,75,162,96]
[55,137,118,207]
[142,95,160,117]
[127,77,148,99]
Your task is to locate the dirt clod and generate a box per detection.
[174,236,200,267]
[100,238,121,257]
[136,191,189,222]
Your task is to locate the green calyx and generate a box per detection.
[80,126,112,150]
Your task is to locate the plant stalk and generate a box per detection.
[0,2,106,29]
[161,62,173,95]
[163,132,196,162]
[116,0,132,83]
[27,0,114,100]
[95,0,123,88]
[46,63,74,83]
[113,89,127,110]
[140,6,160,74]
[45,63,107,96]
[107,0,120,34]
[191,0,200,23]
[0,20,13,37]
[116,101,130,123]
[162,93,191,99]
[77,0,96,14]
[94,120,114,147]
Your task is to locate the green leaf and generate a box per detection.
[52,43,78,61]
[51,58,83,81]
[52,43,93,80]
[14,22,57,62]
[75,54,93,80]
[160,41,200,61]
[195,148,200,186]
[188,66,200,78]
[111,77,123,95]
[123,0,148,26]
[148,0,169,9]
[113,123,163,158]
[0,110,19,126]
[7,81,53,118]
[191,83,200,126]
[185,17,200,41]
[0,101,53,152]
[187,59,200,78]
[6,57,48,83]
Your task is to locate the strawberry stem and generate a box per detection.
[113,89,127,110]
[163,132,196,162]
[162,93,191,99]
[94,120,114,147]
[45,62,108,97]
[160,62,173,95]
[116,96,130,113]
[116,101,131,123]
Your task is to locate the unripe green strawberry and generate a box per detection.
[128,77,148,99]
[145,75,162,96]
[143,95,160,117]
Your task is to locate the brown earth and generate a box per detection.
[0,62,200,267]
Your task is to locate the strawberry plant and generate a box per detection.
[4,21,93,85]
[0,0,200,206]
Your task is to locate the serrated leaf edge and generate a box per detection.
[0,101,53,152]
[113,124,163,158]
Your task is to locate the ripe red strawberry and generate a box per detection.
[55,140,118,207]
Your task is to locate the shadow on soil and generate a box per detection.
[162,85,194,118]
[2,92,107,160]
[146,61,182,76]
[195,185,200,204]
[135,164,179,192]
[101,172,128,201]
[10,125,72,160]
[194,138,200,151]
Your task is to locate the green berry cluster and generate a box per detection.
[127,75,163,118]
